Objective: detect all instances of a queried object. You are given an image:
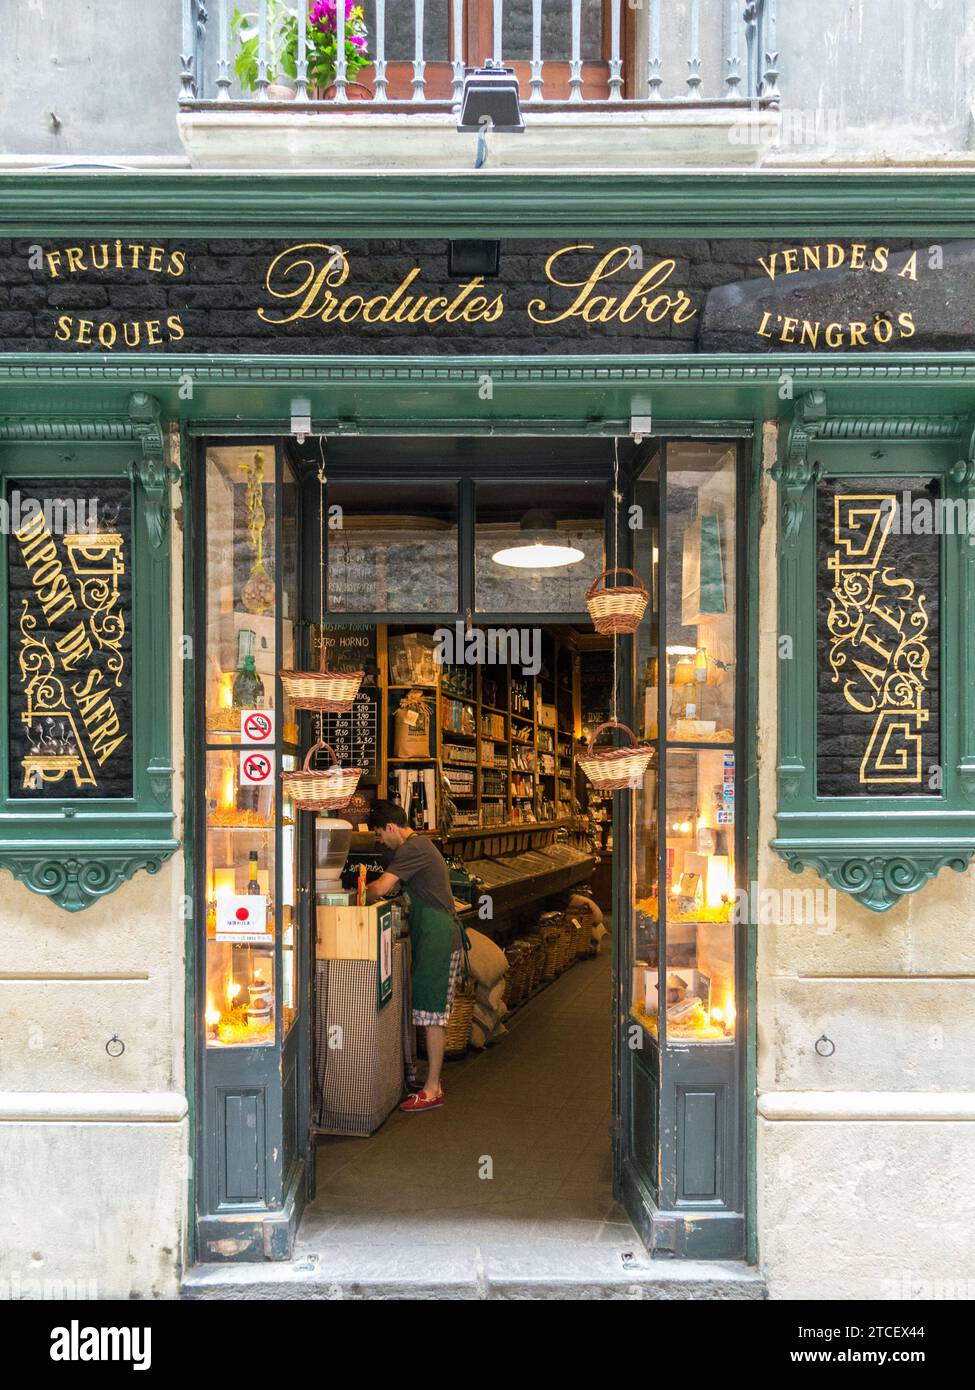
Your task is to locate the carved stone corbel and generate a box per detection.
[770,388,826,544]
[128,392,180,549]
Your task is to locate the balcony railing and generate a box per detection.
[179,1,780,110]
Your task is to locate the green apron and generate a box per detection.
[404,888,471,1015]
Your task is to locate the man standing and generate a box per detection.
[366,800,468,1111]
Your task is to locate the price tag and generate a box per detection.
[241,708,275,744]
[240,749,274,785]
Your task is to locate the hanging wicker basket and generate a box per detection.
[585,566,650,635]
[281,740,361,813]
[279,648,364,715]
[578,720,654,792]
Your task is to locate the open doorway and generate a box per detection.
[192,431,748,1264]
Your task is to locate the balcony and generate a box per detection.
[178,1,781,171]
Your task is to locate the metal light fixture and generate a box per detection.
[492,510,586,570]
[458,61,524,168]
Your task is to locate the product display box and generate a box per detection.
[316,901,392,961]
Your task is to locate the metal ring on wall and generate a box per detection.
[105,1034,125,1058]
[814,1034,836,1057]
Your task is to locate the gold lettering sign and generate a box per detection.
[752,243,930,349]
[41,241,188,349]
[11,491,130,797]
[824,494,931,786]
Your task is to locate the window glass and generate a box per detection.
[475,479,604,614]
[204,445,282,1049]
[327,481,458,613]
[664,445,736,742]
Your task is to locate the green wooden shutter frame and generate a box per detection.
[0,392,179,911]
[771,390,975,911]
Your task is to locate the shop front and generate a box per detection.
[2,174,974,1293]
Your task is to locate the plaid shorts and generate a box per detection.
[412,948,462,1028]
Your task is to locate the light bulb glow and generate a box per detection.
[492,540,586,569]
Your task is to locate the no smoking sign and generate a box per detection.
[240,708,275,744]
[240,749,274,786]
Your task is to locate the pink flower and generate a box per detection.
[310,0,357,32]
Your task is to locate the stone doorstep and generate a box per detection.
[181,1245,766,1301]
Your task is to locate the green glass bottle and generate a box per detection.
[233,629,265,709]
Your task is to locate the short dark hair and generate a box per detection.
[369,799,408,830]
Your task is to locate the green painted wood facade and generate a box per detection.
[2,171,974,1265]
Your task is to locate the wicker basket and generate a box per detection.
[578,720,654,792]
[444,976,476,1056]
[557,920,576,972]
[504,946,526,1009]
[281,740,361,812]
[279,660,364,714]
[526,936,546,990]
[586,566,649,635]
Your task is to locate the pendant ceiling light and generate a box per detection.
[491,509,585,569]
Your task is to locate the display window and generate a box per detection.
[201,445,300,1049]
[631,443,740,1047]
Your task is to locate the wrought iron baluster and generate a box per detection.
[214,0,231,101]
[295,0,309,102]
[530,0,544,102]
[686,0,702,98]
[374,0,389,103]
[412,0,427,103]
[256,0,269,101]
[334,0,347,100]
[744,2,758,101]
[569,0,583,103]
[647,0,662,100]
[725,0,741,97]
[451,0,464,110]
[608,0,623,101]
[180,0,199,101]
[760,0,780,105]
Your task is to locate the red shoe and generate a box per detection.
[399,1089,444,1112]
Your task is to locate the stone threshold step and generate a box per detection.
[182,1244,766,1301]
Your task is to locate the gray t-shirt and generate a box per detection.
[387,834,461,948]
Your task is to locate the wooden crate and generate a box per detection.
[316,902,390,961]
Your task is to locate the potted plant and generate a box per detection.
[231,1,371,101]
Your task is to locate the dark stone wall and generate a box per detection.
[0,236,970,356]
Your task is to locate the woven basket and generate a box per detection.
[586,566,649,635]
[444,976,476,1056]
[504,947,525,1008]
[279,658,364,714]
[527,936,546,990]
[557,920,575,972]
[578,720,654,792]
[281,740,361,812]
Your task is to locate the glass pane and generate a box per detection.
[630,460,660,1036]
[205,446,277,743]
[664,444,736,743]
[475,480,604,614]
[281,461,299,1036]
[327,481,458,613]
[205,749,277,1049]
[662,748,736,1043]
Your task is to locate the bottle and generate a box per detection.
[410,776,426,832]
[247,850,261,894]
[233,630,265,709]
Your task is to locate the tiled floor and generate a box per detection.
[298,946,638,1253]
